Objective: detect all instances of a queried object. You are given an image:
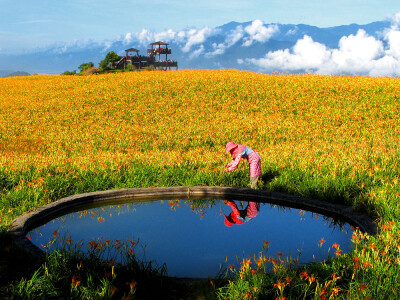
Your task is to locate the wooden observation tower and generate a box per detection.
[114,41,178,70]
[147,41,178,70]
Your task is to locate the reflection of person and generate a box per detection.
[223,200,260,227]
[225,142,262,189]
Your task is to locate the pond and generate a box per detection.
[27,198,354,278]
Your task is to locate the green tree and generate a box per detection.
[62,70,77,75]
[78,62,94,73]
[99,51,119,70]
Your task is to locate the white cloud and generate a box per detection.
[385,30,400,59]
[154,29,177,43]
[390,12,400,29]
[136,28,178,46]
[50,39,101,54]
[189,45,205,59]
[123,33,132,44]
[205,25,244,57]
[244,35,330,73]
[225,26,245,47]
[286,27,298,35]
[242,20,278,47]
[137,29,156,46]
[181,27,217,52]
[243,25,400,76]
[329,30,384,74]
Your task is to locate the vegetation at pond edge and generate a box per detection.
[1,70,400,299]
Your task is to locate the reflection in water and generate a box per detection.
[27,199,355,278]
[223,200,260,226]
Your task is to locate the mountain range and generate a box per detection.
[1,19,399,76]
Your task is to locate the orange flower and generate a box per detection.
[358,284,368,291]
[273,280,285,290]
[319,238,326,245]
[126,280,138,290]
[71,275,81,287]
[331,287,339,296]
[307,274,316,284]
[363,262,371,268]
[110,287,117,295]
[300,271,308,279]
[381,224,392,231]
[332,243,340,249]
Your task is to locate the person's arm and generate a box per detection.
[224,200,241,216]
[226,155,242,172]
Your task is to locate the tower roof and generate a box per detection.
[125,48,139,53]
[151,41,169,46]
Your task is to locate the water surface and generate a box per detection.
[28,198,354,278]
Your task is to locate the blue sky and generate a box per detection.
[1,0,400,53]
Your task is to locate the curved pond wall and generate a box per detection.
[8,186,377,256]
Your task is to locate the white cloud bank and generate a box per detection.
[205,20,278,57]
[133,26,218,57]
[123,20,277,58]
[242,20,279,46]
[241,13,400,76]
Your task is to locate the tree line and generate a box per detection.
[62,51,119,75]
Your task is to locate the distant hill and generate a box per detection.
[0,70,14,77]
[0,70,30,77]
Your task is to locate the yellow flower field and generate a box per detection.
[1,70,399,174]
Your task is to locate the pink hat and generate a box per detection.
[225,142,238,154]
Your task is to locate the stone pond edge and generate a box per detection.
[8,186,378,256]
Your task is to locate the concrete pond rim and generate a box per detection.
[8,186,378,258]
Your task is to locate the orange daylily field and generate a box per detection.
[1,70,399,172]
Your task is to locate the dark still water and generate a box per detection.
[27,199,354,278]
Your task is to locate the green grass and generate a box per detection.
[1,161,399,299]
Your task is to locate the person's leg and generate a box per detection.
[250,176,259,189]
[248,152,262,189]
[246,201,260,217]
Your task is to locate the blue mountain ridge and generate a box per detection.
[0,20,391,75]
